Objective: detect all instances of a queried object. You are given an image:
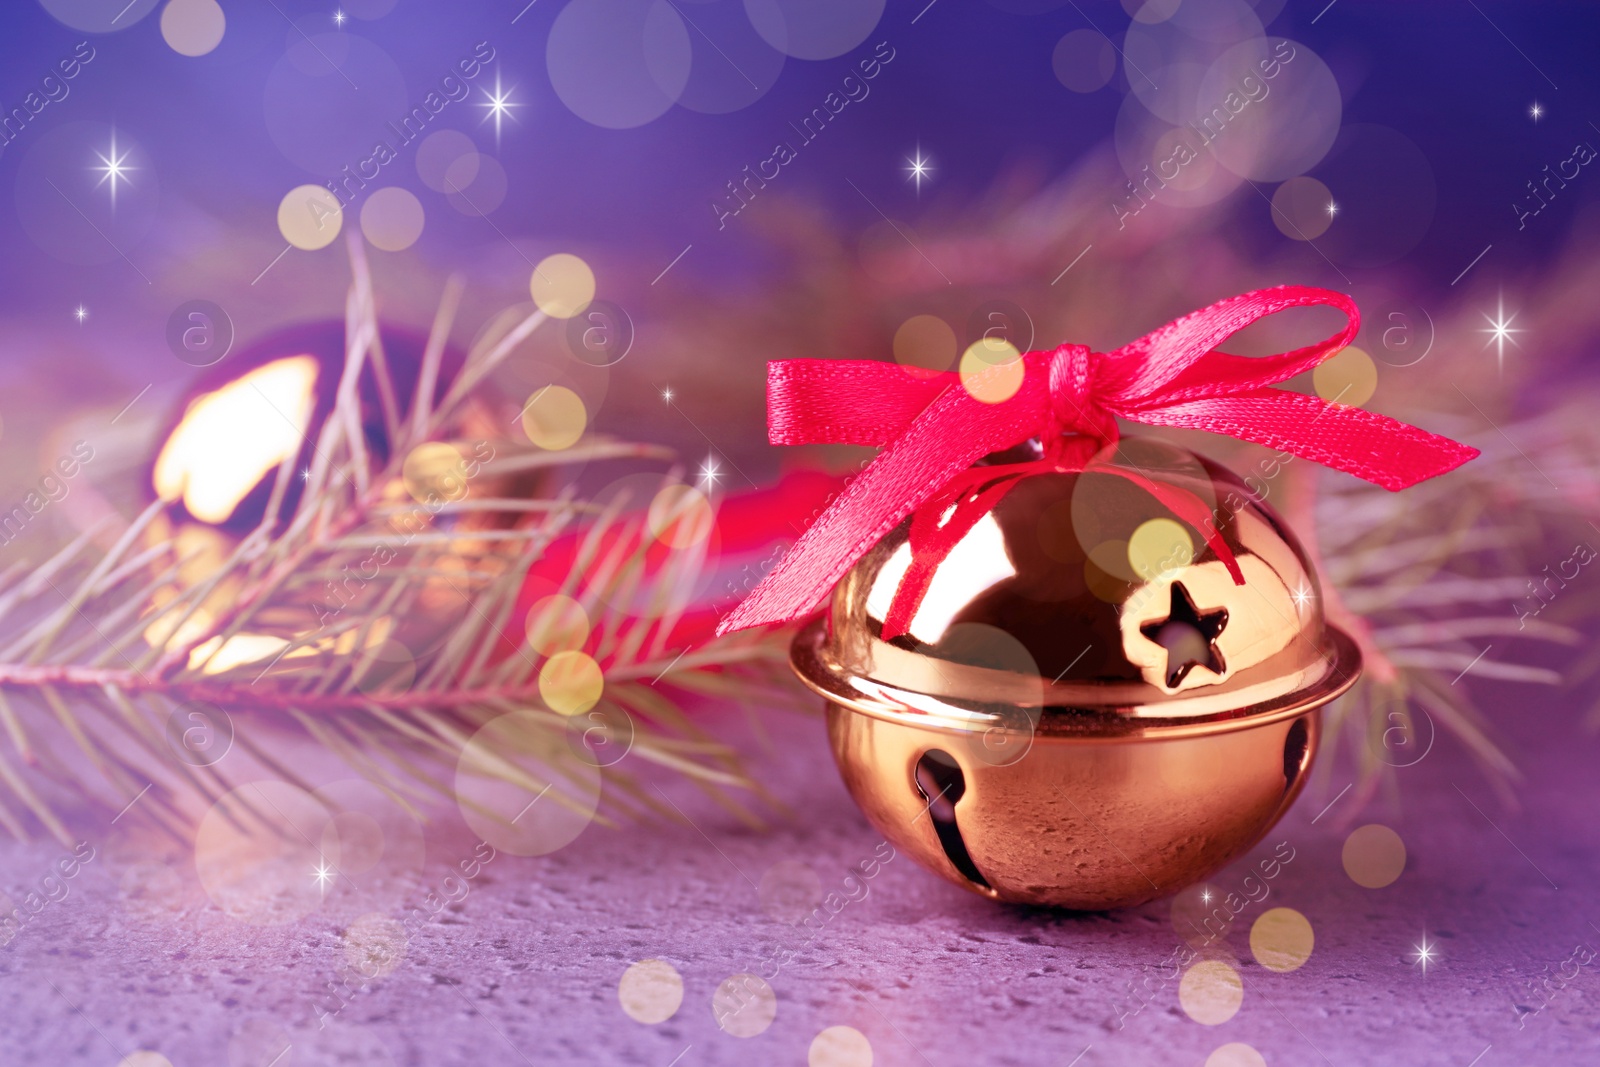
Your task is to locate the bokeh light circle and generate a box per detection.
[403,442,469,503]
[344,913,408,979]
[1313,124,1438,268]
[1206,1044,1268,1067]
[648,484,715,549]
[160,0,225,56]
[455,710,602,856]
[444,152,507,215]
[194,780,333,925]
[415,129,478,192]
[619,959,683,1023]
[40,0,158,31]
[810,1025,874,1067]
[1196,37,1342,182]
[1271,175,1335,240]
[548,0,692,129]
[521,385,588,450]
[278,184,344,250]
[743,0,885,60]
[525,594,590,656]
[959,341,1024,403]
[893,314,957,378]
[1342,824,1406,888]
[539,650,605,716]
[263,33,408,175]
[677,0,786,113]
[713,972,777,1037]
[1053,29,1116,93]
[531,253,597,319]
[1179,959,1243,1025]
[1250,906,1314,971]
[1313,345,1377,407]
[360,187,425,251]
[1128,517,1194,580]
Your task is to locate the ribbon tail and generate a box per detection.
[717,381,1045,634]
[1133,390,1479,491]
[1108,469,1246,585]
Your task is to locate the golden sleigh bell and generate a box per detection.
[790,439,1360,910]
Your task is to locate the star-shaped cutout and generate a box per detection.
[1140,582,1227,688]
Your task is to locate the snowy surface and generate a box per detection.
[0,680,1595,1066]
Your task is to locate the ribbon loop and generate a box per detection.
[716,286,1479,635]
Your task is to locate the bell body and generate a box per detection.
[792,439,1359,910]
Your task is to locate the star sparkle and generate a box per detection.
[1325,200,1338,218]
[1529,100,1543,122]
[1479,295,1522,373]
[333,9,347,26]
[91,131,135,209]
[1290,580,1315,613]
[698,455,722,490]
[311,859,335,894]
[660,386,674,404]
[1408,933,1437,975]
[74,305,87,324]
[477,72,521,146]
[905,147,933,193]
[1200,887,1213,904]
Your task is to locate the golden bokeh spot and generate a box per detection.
[153,355,317,524]
[893,314,957,378]
[403,442,469,504]
[1206,1043,1268,1067]
[960,340,1025,404]
[521,386,588,451]
[618,959,684,1024]
[160,0,226,56]
[648,484,714,550]
[810,1025,874,1067]
[1179,959,1243,1025]
[525,594,590,656]
[1342,823,1406,888]
[539,650,604,716]
[1127,517,1193,581]
[1313,345,1378,408]
[712,973,777,1038]
[277,185,343,250]
[530,253,596,319]
[1271,175,1335,241]
[1250,906,1314,972]
[759,860,823,924]
[359,187,426,252]
[343,913,408,979]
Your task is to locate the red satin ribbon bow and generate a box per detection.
[716,285,1479,636]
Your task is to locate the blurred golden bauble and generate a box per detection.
[791,438,1359,909]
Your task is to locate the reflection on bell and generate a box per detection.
[791,438,1360,910]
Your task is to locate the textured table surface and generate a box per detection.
[0,676,1596,1067]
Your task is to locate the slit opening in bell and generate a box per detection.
[1283,718,1310,788]
[914,750,994,892]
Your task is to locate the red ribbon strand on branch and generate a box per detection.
[716,285,1479,635]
